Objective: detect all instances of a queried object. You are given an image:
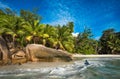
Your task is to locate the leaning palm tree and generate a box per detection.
[54,24,74,52]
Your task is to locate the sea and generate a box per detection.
[0,57,120,79]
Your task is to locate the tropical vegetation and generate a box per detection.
[0,8,119,54]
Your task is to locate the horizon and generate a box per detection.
[0,0,120,40]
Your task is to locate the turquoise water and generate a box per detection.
[0,58,120,79]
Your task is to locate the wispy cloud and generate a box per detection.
[49,17,74,26]
[72,32,79,37]
[0,1,11,9]
[44,1,74,26]
[50,12,74,26]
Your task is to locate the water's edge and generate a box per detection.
[0,57,120,79]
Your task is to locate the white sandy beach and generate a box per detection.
[73,54,120,58]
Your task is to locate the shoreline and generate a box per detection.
[73,54,120,58]
[0,54,120,69]
[0,61,73,70]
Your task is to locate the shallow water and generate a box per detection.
[0,58,120,79]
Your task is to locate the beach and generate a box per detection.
[73,54,120,58]
[0,61,73,71]
[0,55,120,79]
[0,54,120,69]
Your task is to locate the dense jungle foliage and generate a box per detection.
[0,8,119,54]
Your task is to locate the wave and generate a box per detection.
[0,58,120,79]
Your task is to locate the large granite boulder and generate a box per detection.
[26,44,73,62]
[0,36,11,64]
[12,50,26,64]
[12,50,26,59]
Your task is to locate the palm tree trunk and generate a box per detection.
[43,39,46,46]
[13,36,15,48]
[0,36,11,64]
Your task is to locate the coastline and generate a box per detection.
[0,55,120,79]
[0,54,120,69]
[73,54,120,58]
[0,61,73,70]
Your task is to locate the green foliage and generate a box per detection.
[55,23,74,52]
[20,9,41,26]
[0,8,119,54]
[0,11,25,47]
[39,24,57,46]
[99,29,120,54]
[74,28,97,54]
[0,8,75,53]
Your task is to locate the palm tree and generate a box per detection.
[40,24,57,46]
[54,24,74,52]
[21,20,44,44]
[20,9,41,26]
[20,9,43,44]
[74,28,97,54]
[0,15,24,48]
[99,28,120,54]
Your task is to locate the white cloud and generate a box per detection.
[0,1,11,9]
[72,32,79,37]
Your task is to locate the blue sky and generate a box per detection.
[0,0,120,39]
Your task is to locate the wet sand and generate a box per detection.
[0,61,73,70]
[0,55,120,70]
[19,62,73,68]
